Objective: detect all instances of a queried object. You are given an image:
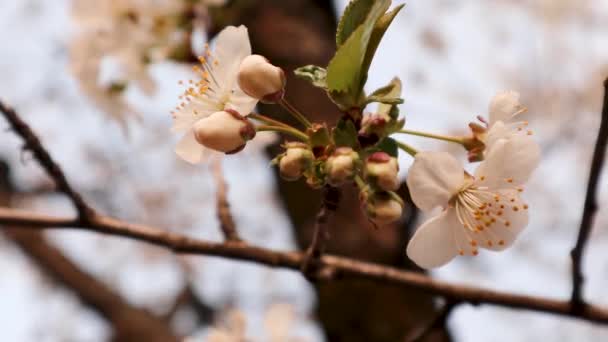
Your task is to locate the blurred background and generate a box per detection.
[0,0,607,341]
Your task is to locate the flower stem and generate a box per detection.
[396,141,418,157]
[279,98,312,128]
[396,129,464,145]
[249,113,296,130]
[354,175,367,191]
[256,125,309,142]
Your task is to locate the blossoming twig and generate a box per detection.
[0,101,97,221]
[570,77,608,310]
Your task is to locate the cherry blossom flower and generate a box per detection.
[485,91,534,150]
[171,25,259,164]
[406,136,540,268]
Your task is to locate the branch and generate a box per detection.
[301,185,341,275]
[2,207,608,324]
[212,158,241,242]
[0,101,96,220]
[570,78,608,308]
[405,300,457,342]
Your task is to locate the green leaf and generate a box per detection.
[336,0,375,46]
[373,77,403,119]
[308,123,332,148]
[375,137,398,157]
[294,65,327,89]
[326,0,391,108]
[332,119,360,148]
[361,4,405,88]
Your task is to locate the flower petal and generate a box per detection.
[406,209,460,269]
[475,135,540,188]
[482,189,529,251]
[226,86,258,116]
[175,130,208,164]
[489,91,523,125]
[213,25,251,91]
[406,152,464,211]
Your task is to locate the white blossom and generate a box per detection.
[406,136,540,268]
[171,25,259,164]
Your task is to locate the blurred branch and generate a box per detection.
[301,185,341,276]
[212,158,241,242]
[405,300,457,342]
[0,101,96,221]
[0,163,179,342]
[570,77,608,310]
[2,207,608,324]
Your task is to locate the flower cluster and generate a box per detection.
[170,1,540,269]
[70,0,224,127]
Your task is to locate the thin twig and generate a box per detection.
[570,78,608,310]
[300,186,341,276]
[405,300,458,342]
[212,158,241,242]
[0,101,96,220]
[2,207,608,324]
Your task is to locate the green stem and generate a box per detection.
[256,125,309,142]
[249,113,294,130]
[354,175,367,191]
[396,129,464,145]
[279,98,312,128]
[396,141,418,157]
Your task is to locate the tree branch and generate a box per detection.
[405,300,458,342]
[301,185,341,275]
[2,207,608,324]
[212,158,241,242]
[0,101,96,220]
[570,77,608,309]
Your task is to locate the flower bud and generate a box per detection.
[278,143,313,181]
[237,54,286,103]
[193,110,255,154]
[361,191,404,226]
[364,152,399,191]
[325,147,359,186]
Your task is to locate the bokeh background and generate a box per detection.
[0,0,607,341]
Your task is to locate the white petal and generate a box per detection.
[213,25,251,90]
[226,86,258,116]
[175,130,208,164]
[484,189,529,251]
[489,91,522,125]
[171,102,215,133]
[475,135,540,188]
[406,209,460,269]
[406,152,464,211]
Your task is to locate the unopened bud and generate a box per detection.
[325,147,360,186]
[193,110,255,153]
[279,143,313,181]
[364,152,399,191]
[237,54,286,103]
[363,192,404,226]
